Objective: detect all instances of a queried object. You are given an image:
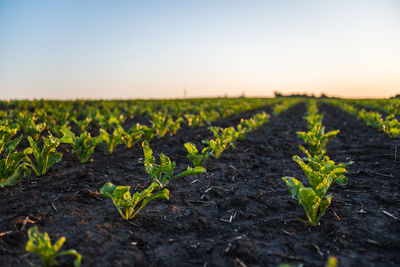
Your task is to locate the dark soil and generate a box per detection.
[1,103,399,266]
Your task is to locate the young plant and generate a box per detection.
[0,138,31,188]
[282,155,351,226]
[100,181,169,220]
[297,124,339,157]
[16,111,47,141]
[140,124,155,141]
[150,112,183,138]
[142,140,206,188]
[98,127,124,154]
[204,126,238,159]
[25,227,81,267]
[101,141,205,220]
[184,142,213,167]
[121,124,143,148]
[25,134,63,176]
[60,128,99,163]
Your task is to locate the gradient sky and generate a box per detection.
[0,0,399,99]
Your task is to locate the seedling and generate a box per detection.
[142,141,206,188]
[0,138,31,187]
[25,226,81,267]
[282,155,351,226]
[121,124,143,148]
[100,181,169,220]
[297,124,339,157]
[60,128,99,163]
[25,135,63,176]
[98,127,124,154]
[184,142,212,167]
[101,141,205,220]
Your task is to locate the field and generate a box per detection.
[0,98,399,266]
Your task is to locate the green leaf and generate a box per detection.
[113,186,131,201]
[174,166,206,179]
[298,187,321,226]
[100,182,117,198]
[282,176,304,199]
[4,138,21,154]
[184,142,198,154]
[317,194,333,223]
[27,136,41,162]
[142,140,155,165]
[335,175,348,186]
[47,152,62,169]
[0,166,25,188]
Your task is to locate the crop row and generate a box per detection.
[341,98,400,116]
[283,100,352,226]
[325,99,400,138]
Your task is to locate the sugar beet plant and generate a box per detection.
[24,134,64,176]
[296,100,339,157]
[0,137,31,188]
[282,100,351,226]
[60,127,99,163]
[100,141,205,220]
[26,227,81,267]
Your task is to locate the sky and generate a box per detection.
[0,0,399,99]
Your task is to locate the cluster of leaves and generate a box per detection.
[185,111,269,167]
[60,127,99,163]
[296,101,339,157]
[100,141,205,220]
[24,135,64,177]
[25,227,81,267]
[326,99,400,138]
[0,126,31,188]
[282,100,351,226]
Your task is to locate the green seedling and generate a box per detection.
[100,181,169,220]
[282,155,351,226]
[204,126,238,158]
[121,124,143,148]
[25,135,63,176]
[142,141,206,188]
[25,227,81,267]
[101,141,205,220]
[16,111,47,141]
[184,142,213,167]
[297,124,339,157]
[0,138,31,188]
[98,127,124,154]
[60,128,99,163]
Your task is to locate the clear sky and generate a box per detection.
[0,0,399,99]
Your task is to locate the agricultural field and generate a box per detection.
[0,97,399,266]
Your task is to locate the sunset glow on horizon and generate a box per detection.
[1,0,399,99]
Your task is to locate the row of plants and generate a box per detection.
[325,99,400,138]
[282,100,352,226]
[0,99,283,188]
[343,98,400,117]
[0,98,279,139]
